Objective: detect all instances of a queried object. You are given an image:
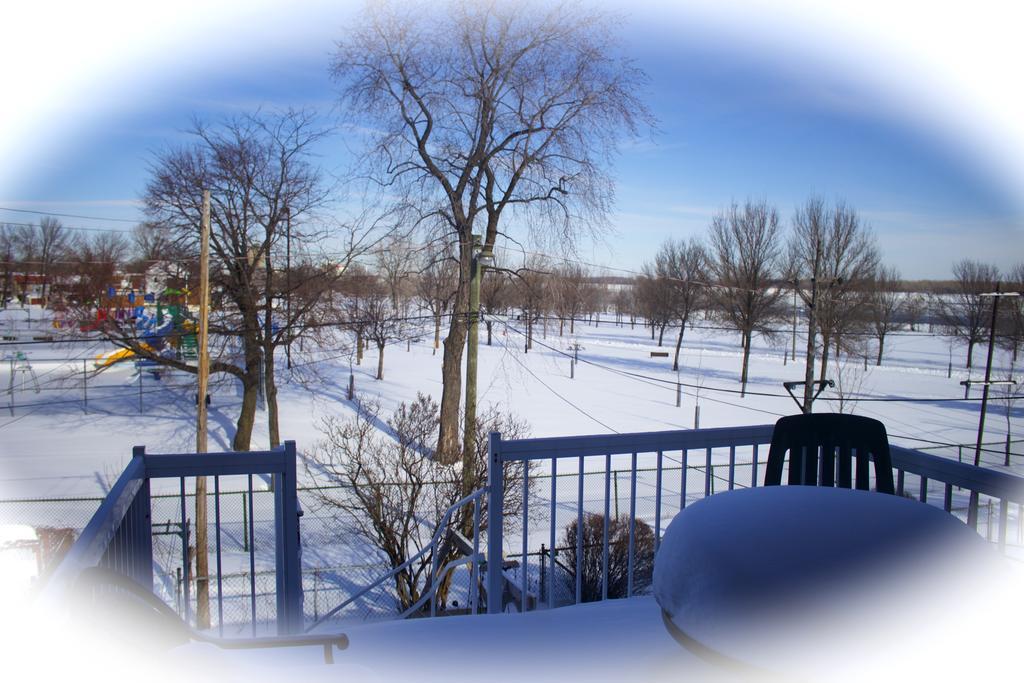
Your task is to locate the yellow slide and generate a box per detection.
[94,348,136,368]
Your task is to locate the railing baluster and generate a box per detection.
[180,476,191,626]
[602,453,610,601]
[944,483,953,513]
[576,455,584,605]
[751,444,759,488]
[627,452,637,598]
[897,469,905,497]
[471,497,481,614]
[728,446,736,491]
[998,499,1009,553]
[521,463,528,614]
[680,449,688,509]
[918,476,928,504]
[549,456,557,609]
[247,474,256,636]
[654,450,663,553]
[704,447,712,497]
[214,475,223,636]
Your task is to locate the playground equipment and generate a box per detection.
[7,351,40,398]
[92,288,198,369]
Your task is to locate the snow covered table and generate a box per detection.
[653,485,1016,680]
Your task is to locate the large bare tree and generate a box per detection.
[934,260,1000,369]
[708,200,784,396]
[787,199,879,409]
[331,0,651,463]
[82,110,344,451]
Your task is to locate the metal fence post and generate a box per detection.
[486,431,504,615]
[274,440,303,634]
[130,445,153,591]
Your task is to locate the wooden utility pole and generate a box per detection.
[195,190,212,629]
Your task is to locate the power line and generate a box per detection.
[493,316,1003,405]
[498,333,619,435]
[0,206,139,223]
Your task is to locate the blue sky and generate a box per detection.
[1,0,1021,279]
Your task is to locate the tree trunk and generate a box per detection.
[265,345,280,448]
[486,320,493,346]
[559,318,564,336]
[876,333,885,366]
[672,323,686,372]
[377,342,385,380]
[657,323,666,347]
[233,373,259,451]
[819,331,831,383]
[739,331,751,397]
[438,275,470,465]
[570,317,575,334]
[356,330,364,365]
[434,311,441,352]
[966,340,974,369]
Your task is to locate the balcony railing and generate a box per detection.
[39,424,1024,639]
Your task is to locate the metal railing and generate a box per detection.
[485,424,1024,615]
[39,422,1024,640]
[40,442,303,636]
[306,487,485,630]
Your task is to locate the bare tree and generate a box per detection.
[0,224,15,307]
[998,263,1024,362]
[363,280,408,380]
[650,238,708,371]
[82,110,339,451]
[66,232,130,306]
[866,265,903,365]
[14,217,73,307]
[787,198,879,410]
[479,262,511,346]
[551,264,590,336]
[306,394,532,613]
[934,260,1000,368]
[332,0,652,463]
[376,236,416,313]
[634,267,671,345]
[337,264,378,366]
[511,259,551,353]
[415,245,458,354]
[708,200,784,396]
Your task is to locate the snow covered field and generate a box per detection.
[2,308,1019,503]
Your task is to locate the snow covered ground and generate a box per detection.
[1,307,1019,502]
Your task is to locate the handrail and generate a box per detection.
[41,456,146,600]
[495,424,776,460]
[890,445,1024,503]
[307,487,488,630]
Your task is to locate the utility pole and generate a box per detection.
[195,190,212,629]
[789,281,798,366]
[462,234,494,497]
[801,277,818,413]
[972,284,1019,467]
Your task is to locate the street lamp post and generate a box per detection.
[463,234,494,491]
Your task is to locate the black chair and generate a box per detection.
[764,413,895,494]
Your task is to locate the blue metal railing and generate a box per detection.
[486,425,1024,615]
[42,424,1024,638]
[41,441,303,636]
